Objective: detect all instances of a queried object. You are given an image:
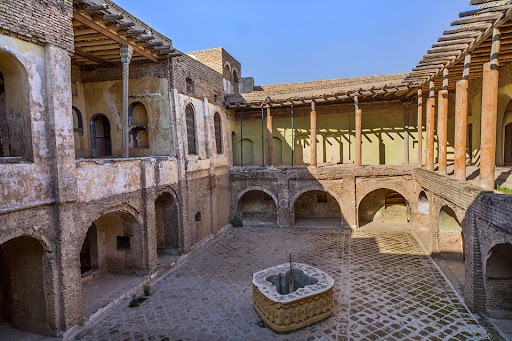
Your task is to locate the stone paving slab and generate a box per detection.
[73,227,491,341]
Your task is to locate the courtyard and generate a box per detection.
[73,225,492,341]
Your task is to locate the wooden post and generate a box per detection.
[437,69,449,175]
[266,107,273,166]
[480,29,500,190]
[355,96,362,167]
[426,81,436,171]
[310,102,317,167]
[403,102,410,164]
[454,54,471,181]
[417,89,423,166]
[120,45,133,158]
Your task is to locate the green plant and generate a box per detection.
[229,215,243,227]
[143,285,151,296]
[496,185,512,195]
[128,294,139,308]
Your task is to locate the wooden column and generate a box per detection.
[426,81,436,171]
[417,89,423,167]
[355,96,362,167]
[266,107,273,166]
[437,69,449,175]
[310,102,317,167]
[403,102,410,164]
[120,45,133,158]
[454,54,471,182]
[480,29,501,190]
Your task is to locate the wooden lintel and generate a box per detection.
[73,12,159,63]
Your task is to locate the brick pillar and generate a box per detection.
[454,79,469,181]
[266,107,273,166]
[310,102,317,167]
[480,29,500,190]
[426,81,436,171]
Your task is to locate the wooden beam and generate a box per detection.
[73,12,159,63]
[74,48,115,66]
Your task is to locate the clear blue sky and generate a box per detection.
[115,1,471,85]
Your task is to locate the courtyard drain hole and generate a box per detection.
[256,320,266,328]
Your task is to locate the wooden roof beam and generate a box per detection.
[432,38,476,47]
[439,32,482,41]
[460,5,512,17]
[74,49,115,66]
[73,12,159,63]
[451,13,502,26]
[443,25,490,36]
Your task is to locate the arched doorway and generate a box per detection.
[323,133,342,164]
[0,237,51,335]
[293,190,344,228]
[90,114,111,157]
[240,139,254,165]
[294,135,309,165]
[358,189,409,227]
[80,224,98,275]
[238,190,277,226]
[438,206,464,260]
[485,243,512,316]
[155,193,180,256]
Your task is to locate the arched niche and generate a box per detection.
[358,188,409,227]
[238,189,277,226]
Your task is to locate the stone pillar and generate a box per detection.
[480,29,500,190]
[310,102,317,167]
[355,97,362,167]
[437,69,449,175]
[454,55,471,182]
[120,45,133,158]
[266,107,273,166]
[417,89,423,166]
[426,81,436,171]
[403,102,410,164]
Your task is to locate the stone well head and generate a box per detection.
[252,263,334,333]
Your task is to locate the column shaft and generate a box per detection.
[310,105,317,167]
[426,96,436,171]
[454,80,469,181]
[403,104,410,164]
[355,108,362,166]
[417,90,423,166]
[437,90,449,175]
[266,107,273,166]
[480,62,499,189]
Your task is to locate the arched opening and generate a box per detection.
[232,70,239,94]
[485,243,512,315]
[214,112,223,154]
[418,191,429,215]
[238,190,277,226]
[0,237,50,335]
[323,133,342,164]
[129,102,149,150]
[155,193,180,256]
[90,114,111,157]
[438,206,464,260]
[0,50,31,159]
[294,135,310,165]
[240,138,254,165]
[80,211,144,318]
[293,190,344,228]
[185,104,197,155]
[358,189,409,227]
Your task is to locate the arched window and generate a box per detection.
[214,112,223,154]
[185,104,197,155]
[72,106,84,134]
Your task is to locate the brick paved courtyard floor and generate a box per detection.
[73,226,493,341]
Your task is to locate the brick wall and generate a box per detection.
[0,0,74,52]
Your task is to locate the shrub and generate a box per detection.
[229,215,243,227]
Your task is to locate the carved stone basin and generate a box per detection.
[252,263,334,333]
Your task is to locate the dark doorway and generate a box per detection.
[91,114,112,157]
